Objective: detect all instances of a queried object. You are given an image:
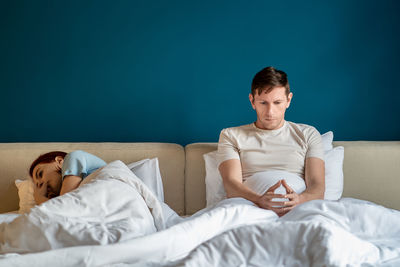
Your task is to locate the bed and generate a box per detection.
[0,140,399,266]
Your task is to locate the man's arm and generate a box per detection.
[281,157,325,213]
[300,157,325,201]
[218,159,285,211]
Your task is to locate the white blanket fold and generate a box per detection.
[0,160,165,254]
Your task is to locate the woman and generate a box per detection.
[29,150,106,204]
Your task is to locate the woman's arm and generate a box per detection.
[59,150,104,195]
[59,175,83,196]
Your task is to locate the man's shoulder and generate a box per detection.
[287,121,318,132]
[286,121,321,140]
[220,123,253,135]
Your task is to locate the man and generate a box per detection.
[218,66,325,216]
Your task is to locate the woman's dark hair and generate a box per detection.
[29,151,67,177]
[251,66,290,97]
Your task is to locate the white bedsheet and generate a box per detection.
[1,161,399,267]
[172,198,400,267]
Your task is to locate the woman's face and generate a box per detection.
[32,159,63,199]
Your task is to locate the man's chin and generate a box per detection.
[255,119,283,130]
[261,122,280,130]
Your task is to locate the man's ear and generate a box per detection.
[286,92,293,108]
[249,93,256,110]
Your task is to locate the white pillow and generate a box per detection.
[322,131,333,151]
[127,158,164,202]
[324,146,344,200]
[15,179,36,213]
[204,131,343,207]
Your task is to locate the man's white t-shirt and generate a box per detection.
[217,120,324,181]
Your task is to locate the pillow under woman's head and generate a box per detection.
[15,179,36,213]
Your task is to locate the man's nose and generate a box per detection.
[266,105,274,115]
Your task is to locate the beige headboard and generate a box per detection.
[184,141,400,214]
[0,143,185,215]
[1,141,399,216]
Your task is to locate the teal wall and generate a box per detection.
[1,0,399,145]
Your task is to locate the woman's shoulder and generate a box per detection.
[64,150,106,168]
[65,150,99,162]
[67,150,89,158]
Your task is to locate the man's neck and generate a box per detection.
[254,119,286,131]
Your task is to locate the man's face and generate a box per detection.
[249,86,293,130]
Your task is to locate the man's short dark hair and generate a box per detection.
[251,66,290,97]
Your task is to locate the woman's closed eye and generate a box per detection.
[34,169,43,182]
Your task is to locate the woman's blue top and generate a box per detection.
[61,150,106,180]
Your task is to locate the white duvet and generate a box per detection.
[0,161,399,267]
[173,198,400,267]
[0,160,165,254]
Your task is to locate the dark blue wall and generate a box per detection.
[1,0,399,145]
